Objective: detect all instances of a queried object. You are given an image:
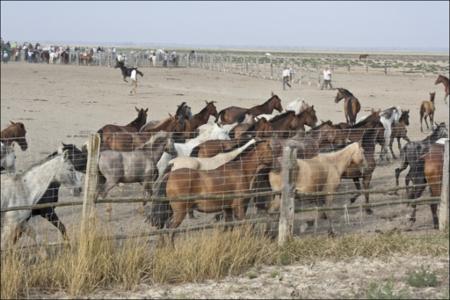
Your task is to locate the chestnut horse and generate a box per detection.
[420,92,436,132]
[1,121,28,151]
[229,117,273,140]
[269,106,318,138]
[435,74,449,104]
[148,140,280,234]
[216,94,283,125]
[335,88,361,126]
[184,101,219,138]
[97,107,148,151]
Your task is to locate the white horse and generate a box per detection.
[0,142,16,173]
[357,106,401,161]
[49,51,60,64]
[168,138,256,171]
[286,99,310,115]
[1,150,83,248]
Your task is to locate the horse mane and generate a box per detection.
[339,88,354,98]
[311,120,333,130]
[269,111,294,123]
[229,140,265,163]
[175,102,187,117]
[21,152,63,176]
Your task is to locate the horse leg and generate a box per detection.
[409,204,417,224]
[44,210,69,241]
[420,113,424,132]
[430,204,439,229]
[166,207,187,247]
[395,160,409,188]
[424,115,430,130]
[362,173,373,214]
[389,136,397,160]
[350,178,361,203]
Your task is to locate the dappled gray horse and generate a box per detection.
[97,131,176,218]
[1,150,83,248]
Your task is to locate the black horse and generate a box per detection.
[115,59,144,82]
[395,122,448,199]
[23,143,88,241]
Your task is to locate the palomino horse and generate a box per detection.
[334,88,361,126]
[389,110,410,159]
[184,101,219,138]
[269,106,318,138]
[22,143,87,241]
[1,150,83,248]
[1,121,28,151]
[98,107,149,151]
[420,92,436,132]
[148,140,281,234]
[435,74,449,104]
[97,132,176,219]
[216,94,283,125]
[268,142,367,235]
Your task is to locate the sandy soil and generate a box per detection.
[1,61,449,297]
[34,255,450,299]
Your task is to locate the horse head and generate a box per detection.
[302,106,318,128]
[58,142,88,172]
[429,92,436,101]
[7,121,28,151]
[400,110,410,126]
[270,94,283,112]
[435,75,446,85]
[204,100,219,118]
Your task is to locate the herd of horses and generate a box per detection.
[1,74,449,248]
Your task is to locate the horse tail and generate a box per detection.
[215,110,225,123]
[347,98,355,124]
[190,145,200,157]
[147,172,172,229]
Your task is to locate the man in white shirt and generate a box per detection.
[320,67,333,90]
[282,67,291,90]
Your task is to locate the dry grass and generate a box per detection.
[1,223,448,299]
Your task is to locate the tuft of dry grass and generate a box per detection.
[1,223,448,299]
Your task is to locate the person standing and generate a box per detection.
[282,67,291,90]
[320,67,333,90]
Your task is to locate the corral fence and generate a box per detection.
[1,132,448,252]
[2,46,449,83]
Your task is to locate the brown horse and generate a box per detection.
[420,143,445,228]
[79,50,93,65]
[420,92,436,132]
[97,107,148,151]
[1,121,28,151]
[359,54,369,60]
[184,101,219,138]
[229,117,273,140]
[148,140,281,233]
[335,88,361,126]
[389,110,410,159]
[435,74,449,104]
[269,106,318,138]
[216,94,283,125]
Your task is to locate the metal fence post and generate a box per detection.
[80,133,101,234]
[439,140,449,231]
[278,146,297,246]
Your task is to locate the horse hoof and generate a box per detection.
[365,208,373,215]
[349,197,357,204]
[327,230,336,238]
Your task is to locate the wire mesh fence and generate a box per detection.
[1,123,448,252]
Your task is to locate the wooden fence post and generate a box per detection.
[80,133,101,233]
[278,146,297,246]
[439,139,449,231]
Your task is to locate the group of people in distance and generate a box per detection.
[282,66,333,90]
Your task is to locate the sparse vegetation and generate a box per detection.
[1,223,448,299]
[365,279,410,299]
[406,265,439,288]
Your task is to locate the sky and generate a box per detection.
[1,1,449,51]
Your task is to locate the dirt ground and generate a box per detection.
[1,61,449,297]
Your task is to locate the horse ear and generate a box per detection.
[135,106,139,112]
[62,150,70,161]
[10,121,16,125]
[145,108,149,113]
[168,113,173,117]
[205,100,208,105]
[271,91,274,96]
